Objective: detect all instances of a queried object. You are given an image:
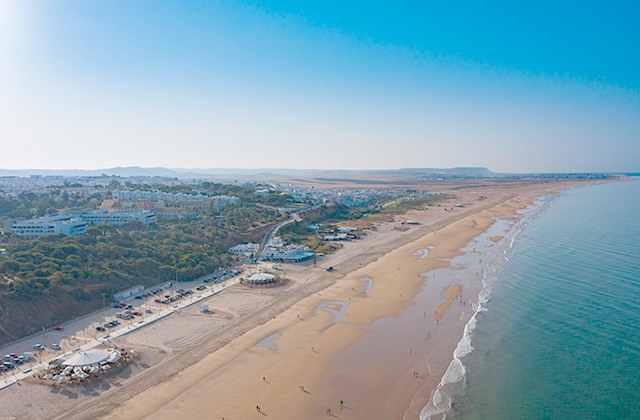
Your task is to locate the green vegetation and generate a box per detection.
[0,197,284,344]
[0,204,282,299]
[0,190,102,218]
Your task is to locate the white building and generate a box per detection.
[81,210,156,227]
[323,233,349,241]
[112,189,239,205]
[229,243,259,255]
[337,226,358,233]
[262,244,315,262]
[10,216,87,238]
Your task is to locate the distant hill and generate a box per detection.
[397,167,496,177]
[0,166,497,180]
[0,166,616,181]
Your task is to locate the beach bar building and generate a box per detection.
[62,349,111,367]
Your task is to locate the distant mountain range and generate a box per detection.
[0,166,625,181]
[0,166,497,180]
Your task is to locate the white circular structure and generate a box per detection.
[245,272,279,285]
[62,349,110,367]
[248,273,275,282]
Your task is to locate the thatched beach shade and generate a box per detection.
[62,349,110,367]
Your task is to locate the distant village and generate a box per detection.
[0,175,434,240]
[3,189,239,238]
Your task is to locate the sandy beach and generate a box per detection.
[0,179,600,420]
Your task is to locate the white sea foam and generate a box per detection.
[420,197,550,419]
[441,358,466,385]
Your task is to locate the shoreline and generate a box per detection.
[419,198,547,419]
[101,188,559,420]
[0,180,605,420]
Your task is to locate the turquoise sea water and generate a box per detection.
[444,180,640,419]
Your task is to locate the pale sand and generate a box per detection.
[0,180,603,420]
[101,183,587,420]
[434,284,462,321]
[443,283,463,302]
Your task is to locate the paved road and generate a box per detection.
[255,216,298,258]
[255,201,325,258]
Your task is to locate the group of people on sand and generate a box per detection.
[253,375,348,416]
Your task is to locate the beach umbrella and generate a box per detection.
[106,352,121,363]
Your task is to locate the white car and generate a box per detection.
[51,344,61,351]
[33,344,45,351]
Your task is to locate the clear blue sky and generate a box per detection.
[1,0,638,172]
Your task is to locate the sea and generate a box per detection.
[422,179,640,419]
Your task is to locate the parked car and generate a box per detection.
[3,362,14,370]
[33,344,45,351]
[145,309,153,314]
[54,326,64,331]
[96,326,106,332]
[51,344,61,351]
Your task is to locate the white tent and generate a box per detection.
[62,349,110,367]
[106,351,121,364]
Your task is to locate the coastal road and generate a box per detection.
[255,216,298,258]
[255,200,326,258]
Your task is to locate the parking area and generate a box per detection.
[0,268,243,382]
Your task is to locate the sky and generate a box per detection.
[0,1,639,173]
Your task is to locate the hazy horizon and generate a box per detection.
[1,1,639,173]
